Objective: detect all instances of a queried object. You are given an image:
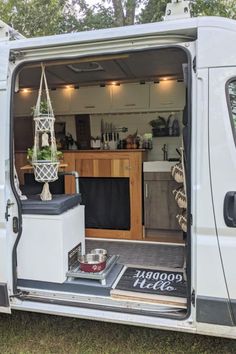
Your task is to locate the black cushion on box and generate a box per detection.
[21,194,81,215]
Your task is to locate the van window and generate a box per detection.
[227,80,236,139]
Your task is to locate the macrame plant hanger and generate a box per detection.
[32,63,59,201]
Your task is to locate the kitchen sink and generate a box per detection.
[143,161,177,172]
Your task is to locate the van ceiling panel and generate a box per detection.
[19,48,187,88]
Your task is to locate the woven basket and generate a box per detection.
[33,161,59,183]
[176,212,187,233]
[171,162,184,183]
[173,187,187,209]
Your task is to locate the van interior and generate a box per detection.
[13,46,191,319]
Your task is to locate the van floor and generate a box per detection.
[86,239,185,269]
[17,240,187,314]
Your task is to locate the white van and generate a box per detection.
[1,6,236,339]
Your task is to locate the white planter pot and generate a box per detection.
[32,160,59,182]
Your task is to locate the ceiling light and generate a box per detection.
[68,62,104,73]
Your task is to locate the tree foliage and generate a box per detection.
[0,0,236,37]
[0,0,79,36]
[139,0,236,23]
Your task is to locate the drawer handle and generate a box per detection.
[124,103,136,107]
[84,105,95,109]
[145,183,148,198]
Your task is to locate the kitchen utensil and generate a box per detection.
[78,253,106,272]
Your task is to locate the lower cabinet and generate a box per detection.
[144,172,180,231]
[63,150,144,240]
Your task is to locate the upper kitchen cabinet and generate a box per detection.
[70,86,112,113]
[111,83,149,111]
[14,91,38,117]
[150,81,186,111]
[50,89,71,115]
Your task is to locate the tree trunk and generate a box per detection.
[112,0,125,26]
[125,0,137,25]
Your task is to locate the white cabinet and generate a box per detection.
[111,83,149,111]
[70,86,112,113]
[150,81,186,110]
[14,81,186,117]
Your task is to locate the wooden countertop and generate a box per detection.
[16,149,146,153]
[62,149,146,153]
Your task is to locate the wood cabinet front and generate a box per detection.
[63,151,144,240]
[75,157,130,177]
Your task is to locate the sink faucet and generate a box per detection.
[162,144,168,161]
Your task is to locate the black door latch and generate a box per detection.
[5,199,14,222]
[224,192,236,227]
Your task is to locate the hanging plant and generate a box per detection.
[27,147,63,163]
[32,99,49,116]
[31,63,60,200]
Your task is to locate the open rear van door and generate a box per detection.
[209,67,236,324]
[0,45,11,313]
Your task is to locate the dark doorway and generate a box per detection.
[75,114,91,150]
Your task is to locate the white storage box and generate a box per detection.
[17,204,85,283]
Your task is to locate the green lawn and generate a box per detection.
[0,311,235,354]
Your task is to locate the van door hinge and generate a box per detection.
[193,57,196,73]
[5,199,14,221]
[9,50,24,63]
[191,289,195,306]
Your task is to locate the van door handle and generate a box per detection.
[224,192,236,227]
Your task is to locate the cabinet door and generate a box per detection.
[112,83,149,111]
[150,81,185,110]
[70,86,111,113]
[144,180,180,230]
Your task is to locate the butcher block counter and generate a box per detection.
[63,150,146,240]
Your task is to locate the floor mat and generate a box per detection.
[111,267,187,307]
[86,240,185,269]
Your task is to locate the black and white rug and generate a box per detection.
[112,267,187,304]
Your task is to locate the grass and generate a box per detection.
[0,311,235,354]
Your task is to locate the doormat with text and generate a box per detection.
[111,267,187,305]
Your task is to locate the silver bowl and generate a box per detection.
[78,253,106,264]
[90,248,108,257]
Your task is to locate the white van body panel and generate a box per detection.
[209,67,236,300]
[197,17,236,68]
[194,69,230,299]
[0,16,236,336]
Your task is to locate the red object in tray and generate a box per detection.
[78,254,106,273]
